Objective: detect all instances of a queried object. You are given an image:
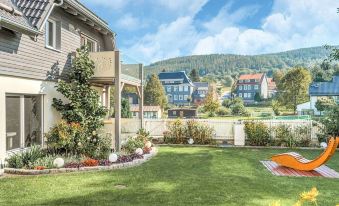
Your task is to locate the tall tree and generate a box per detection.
[144,74,167,109]
[278,67,312,114]
[203,92,220,117]
[121,98,132,118]
[52,47,107,134]
[189,69,200,82]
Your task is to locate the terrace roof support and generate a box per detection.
[138,64,144,129]
[114,51,121,151]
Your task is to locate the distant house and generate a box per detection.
[236,73,268,103]
[297,76,339,115]
[158,71,195,106]
[267,78,277,98]
[192,82,209,105]
[130,105,162,119]
[123,93,139,104]
[168,108,197,119]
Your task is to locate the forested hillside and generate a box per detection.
[144,46,335,77]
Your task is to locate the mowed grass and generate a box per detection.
[0,147,338,206]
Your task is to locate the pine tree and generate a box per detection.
[144,74,167,109]
[189,69,200,82]
[52,47,107,134]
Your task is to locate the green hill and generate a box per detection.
[144,46,334,77]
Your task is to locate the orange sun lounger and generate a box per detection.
[271,137,339,171]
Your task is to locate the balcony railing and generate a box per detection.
[89,51,142,86]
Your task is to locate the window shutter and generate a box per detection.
[56,21,62,50]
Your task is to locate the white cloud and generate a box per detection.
[193,0,339,56]
[124,16,200,63]
[117,14,144,30]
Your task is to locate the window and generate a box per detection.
[239,85,243,90]
[239,80,243,83]
[167,86,172,92]
[174,86,178,92]
[255,79,259,82]
[244,93,248,98]
[174,95,178,100]
[248,93,251,98]
[173,111,177,115]
[184,86,189,92]
[179,86,183,92]
[6,95,43,150]
[248,85,251,90]
[184,95,189,101]
[239,93,243,98]
[46,20,56,48]
[245,79,250,83]
[81,34,98,52]
[244,85,247,90]
[254,85,259,90]
[179,95,183,100]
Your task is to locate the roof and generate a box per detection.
[0,0,38,34]
[194,82,209,88]
[168,108,197,111]
[158,71,194,86]
[1,0,115,36]
[239,73,264,80]
[309,76,339,96]
[13,0,52,29]
[130,105,161,112]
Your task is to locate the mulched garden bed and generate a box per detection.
[4,148,157,176]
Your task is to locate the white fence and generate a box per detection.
[104,118,317,144]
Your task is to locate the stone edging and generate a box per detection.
[3,149,158,176]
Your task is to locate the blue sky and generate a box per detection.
[80,0,339,65]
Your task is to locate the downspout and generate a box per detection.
[38,0,64,33]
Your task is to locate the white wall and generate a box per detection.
[261,76,268,99]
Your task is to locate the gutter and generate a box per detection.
[63,0,116,36]
[0,16,41,36]
[39,0,64,32]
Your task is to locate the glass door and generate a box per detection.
[6,95,43,150]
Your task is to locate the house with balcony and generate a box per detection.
[158,71,195,106]
[0,0,143,163]
[235,73,268,103]
[297,76,339,115]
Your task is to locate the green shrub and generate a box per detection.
[274,124,294,147]
[294,125,312,147]
[45,120,111,159]
[122,136,144,154]
[244,122,270,146]
[216,107,230,116]
[164,120,215,145]
[6,145,45,169]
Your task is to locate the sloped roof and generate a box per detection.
[13,0,52,29]
[158,71,194,85]
[239,73,264,80]
[0,0,37,33]
[309,76,339,96]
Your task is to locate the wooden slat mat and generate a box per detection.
[261,161,339,178]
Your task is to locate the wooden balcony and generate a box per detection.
[89,51,142,86]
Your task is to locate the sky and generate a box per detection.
[80,0,339,65]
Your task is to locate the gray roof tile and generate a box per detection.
[0,0,34,30]
[309,76,339,96]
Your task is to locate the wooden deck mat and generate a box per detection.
[261,161,339,178]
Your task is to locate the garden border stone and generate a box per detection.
[4,148,158,176]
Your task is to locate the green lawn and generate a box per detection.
[0,147,338,206]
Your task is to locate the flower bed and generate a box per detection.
[4,148,157,176]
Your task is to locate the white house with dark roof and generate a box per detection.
[0,0,143,163]
[297,76,339,115]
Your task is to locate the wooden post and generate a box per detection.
[138,64,144,129]
[105,85,111,119]
[114,51,121,151]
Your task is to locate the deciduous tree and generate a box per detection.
[144,74,167,109]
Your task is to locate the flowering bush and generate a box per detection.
[244,121,270,146]
[82,158,99,167]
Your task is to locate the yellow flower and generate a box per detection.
[300,187,319,202]
[270,200,281,206]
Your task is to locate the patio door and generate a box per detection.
[6,94,43,151]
